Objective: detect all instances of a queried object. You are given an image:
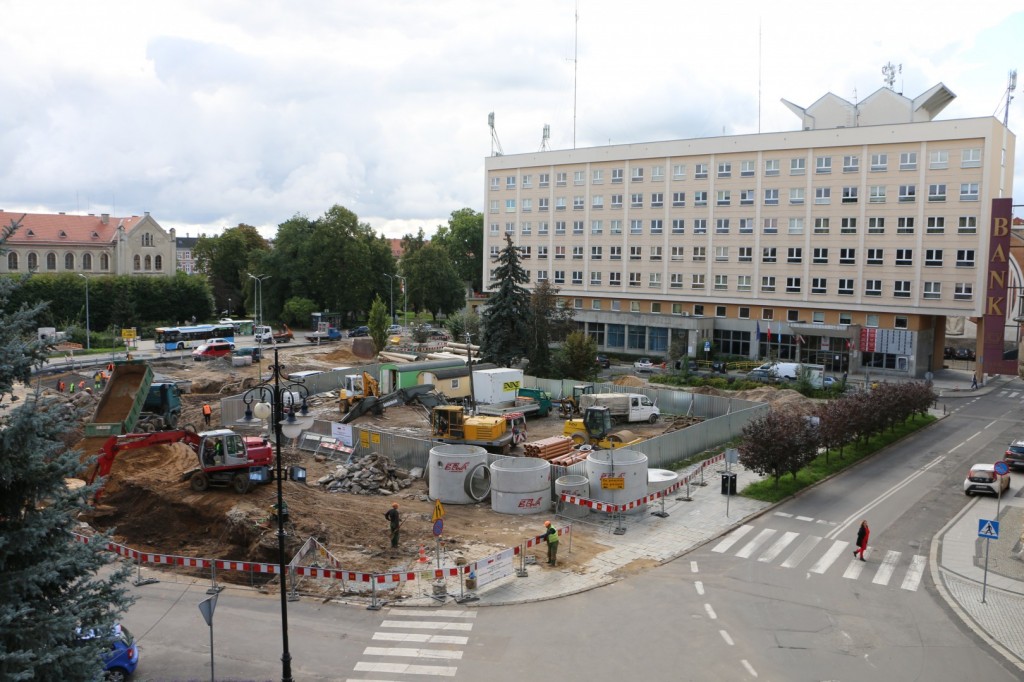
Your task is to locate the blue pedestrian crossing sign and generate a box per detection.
[978,519,1000,539]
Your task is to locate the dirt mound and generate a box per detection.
[322,348,361,365]
[613,375,647,387]
[351,338,377,359]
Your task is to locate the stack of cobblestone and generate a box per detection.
[316,452,413,495]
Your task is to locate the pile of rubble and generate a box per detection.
[316,452,416,496]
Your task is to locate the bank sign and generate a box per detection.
[983,198,1015,375]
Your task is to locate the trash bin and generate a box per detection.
[720,472,737,495]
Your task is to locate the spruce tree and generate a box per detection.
[0,218,133,681]
[480,234,531,367]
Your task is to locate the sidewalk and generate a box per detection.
[387,369,1024,673]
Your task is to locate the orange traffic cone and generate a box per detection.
[417,546,429,563]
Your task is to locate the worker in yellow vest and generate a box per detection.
[542,520,559,566]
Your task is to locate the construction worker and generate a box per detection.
[78,380,86,391]
[94,372,102,390]
[106,362,114,373]
[542,520,559,566]
[57,380,65,393]
[202,403,212,427]
[385,502,401,548]
[69,381,76,394]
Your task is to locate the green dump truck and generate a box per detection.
[84,361,183,437]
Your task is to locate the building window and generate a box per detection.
[672,219,685,234]
[869,185,886,203]
[898,185,916,202]
[714,275,728,291]
[956,249,975,267]
[521,222,532,235]
[631,167,644,182]
[895,249,913,266]
[695,163,708,179]
[925,249,943,266]
[786,277,801,293]
[554,270,565,284]
[716,190,731,207]
[556,172,567,186]
[694,191,708,207]
[870,153,887,171]
[693,219,707,235]
[505,222,515,234]
[631,193,643,208]
[928,184,946,202]
[739,218,755,234]
[46,253,56,270]
[926,216,945,234]
[538,246,548,259]
[790,158,806,175]
[737,275,751,291]
[490,177,500,191]
[838,278,854,296]
[539,173,550,187]
[672,164,686,179]
[572,245,584,259]
[923,282,941,299]
[788,218,804,234]
[839,248,856,265]
[609,272,621,286]
[506,199,516,212]
[610,246,622,260]
[144,255,152,270]
[100,253,109,270]
[671,192,686,207]
[715,246,729,262]
[814,218,830,234]
[592,299,601,310]
[694,305,705,316]
[738,247,752,262]
[572,271,583,285]
[867,217,884,234]
[866,248,883,266]
[7,252,17,270]
[650,246,663,261]
[787,247,802,264]
[691,274,705,289]
[649,273,662,287]
[764,159,780,176]
[630,220,643,235]
[763,218,778,234]
[64,253,74,270]
[842,186,858,203]
[141,233,153,247]
[741,160,755,177]
[739,189,755,206]
[812,247,828,264]
[958,216,977,234]
[716,219,730,234]
[590,246,603,260]
[865,279,882,297]
[671,246,685,261]
[762,308,774,321]
[651,219,663,234]
[692,246,706,262]
[789,188,805,205]
[555,246,566,259]
[961,148,981,168]
[764,188,779,205]
[717,161,732,178]
[555,221,566,235]
[572,221,584,235]
[811,278,827,294]
[652,166,665,181]
[762,247,777,264]
[522,174,532,188]
[629,246,642,260]
[651,192,663,208]
[899,152,917,170]
[815,156,832,174]
[843,155,859,172]
[761,276,776,293]
[894,281,911,298]
[897,217,914,234]
[611,169,623,184]
[592,169,603,184]
[960,183,980,201]
[929,150,948,169]
[954,283,973,301]
[814,187,831,204]
[133,255,141,270]
[670,273,683,288]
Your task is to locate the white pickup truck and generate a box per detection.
[633,357,654,372]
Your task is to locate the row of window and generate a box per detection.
[490,183,981,213]
[575,302,901,330]
[489,215,979,239]
[5,252,163,271]
[513,270,971,300]
[490,150,983,190]
[499,245,977,268]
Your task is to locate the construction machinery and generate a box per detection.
[563,406,642,449]
[431,405,526,455]
[475,387,553,418]
[339,372,380,413]
[254,324,293,344]
[555,384,596,418]
[84,360,184,437]
[87,428,274,498]
[340,384,447,424]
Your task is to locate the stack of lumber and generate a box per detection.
[522,436,574,460]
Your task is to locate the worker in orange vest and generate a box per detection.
[202,403,212,427]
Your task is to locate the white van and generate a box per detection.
[288,370,323,381]
[757,362,801,381]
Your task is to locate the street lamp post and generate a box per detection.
[228,297,232,318]
[397,275,407,329]
[383,273,395,325]
[235,347,313,682]
[248,273,271,331]
[77,274,90,351]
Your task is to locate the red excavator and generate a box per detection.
[87,428,274,499]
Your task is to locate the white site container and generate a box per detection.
[428,444,489,504]
[490,456,551,515]
[472,367,524,404]
[585,448,649,515]
[555,474,590,519]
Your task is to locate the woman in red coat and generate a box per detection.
[854,520,870,561]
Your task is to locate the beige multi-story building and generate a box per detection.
[483,84,1017,378]
[0,210,176,277]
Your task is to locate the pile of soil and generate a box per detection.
[613,375,647,387]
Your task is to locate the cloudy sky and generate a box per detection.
[0,2,1020,240]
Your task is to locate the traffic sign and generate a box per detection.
[994,460,1009,476]
[978,519,1000,539]
[431,499,445,522]
[432,519,444,537]
[704,341,711,352]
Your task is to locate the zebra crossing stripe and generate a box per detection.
[353,661,457,676]
[373,633,469,645]
[380,620,473,631]
[387,609,476,618]
[736,528,777,559]
[809,540,849,574]
[872,550,901,585]
[758,531,799,563]
[362,647,463,660]
[712,524,754,553]
[842,554,867,579]
[780,535,822,568]
[901,555,927,591]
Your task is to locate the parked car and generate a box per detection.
[233,346,262,361]
[348,326,370,337]
[711,360,728,374]
[192,342,234,361]
[78,623,139,681]
[955,347,976,361]
[634,357,654,372]
[746,369,777,383]
[963,463,1010,496]
[387,324,403,335]
[822,375,837,388]
[943,346,957,360]
[1004,440,1024,470]
[595,354,611,369]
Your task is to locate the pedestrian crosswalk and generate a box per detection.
[349,608,475,679]
[711,524,927,591]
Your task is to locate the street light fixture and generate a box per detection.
[235,346,313,682]
[77,274,90,351]
[383,273,396,325]
[248,273,271,331]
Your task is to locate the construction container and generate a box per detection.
[490,456,551,515]
[428,444,489,504]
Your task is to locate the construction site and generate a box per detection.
[45,337,817,590]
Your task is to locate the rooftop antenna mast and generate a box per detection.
[572,0,578,149]
[488,112,503,157]
[882,61,902,93]
[539,124,551,152]
[1005,69,1017,127]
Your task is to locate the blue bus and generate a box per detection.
[154,324,235,350]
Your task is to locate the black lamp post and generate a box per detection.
[236,347,313,682]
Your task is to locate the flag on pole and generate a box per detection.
[766,322,772,343]
[756,320,761,339]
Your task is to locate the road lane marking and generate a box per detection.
[872,550,901,585]
[774,511,793,518]
[386,609,475,618]
[719,630,734,646]
[965,431,980,441]
[713,525,754,553]
[690,561,699,573]
[372,633,468,645]
[810,540,849,574]
[741,659,759,677]
[353,661,456,676]
[736,529,777,558]
[795,515,814,522]
[985,419,998,429]
[758,531,799,563]
[694,581,705,595]
[363,647,462,660]
[842,554,867,579]
[381,621,473,631]
[781,535,822,568]
[705,603,717,620]
[901,555,927,591]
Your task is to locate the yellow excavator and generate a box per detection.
[339,372,379,413]
[431,405,526,455]
[563,406,642,449]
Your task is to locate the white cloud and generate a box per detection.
[0,1,1020,238]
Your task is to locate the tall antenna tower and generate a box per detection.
[572,0,579,149]
[882,62,902,92]
[488,112,503,157]
[539,124,551,152]
[1005,69,1017,127]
